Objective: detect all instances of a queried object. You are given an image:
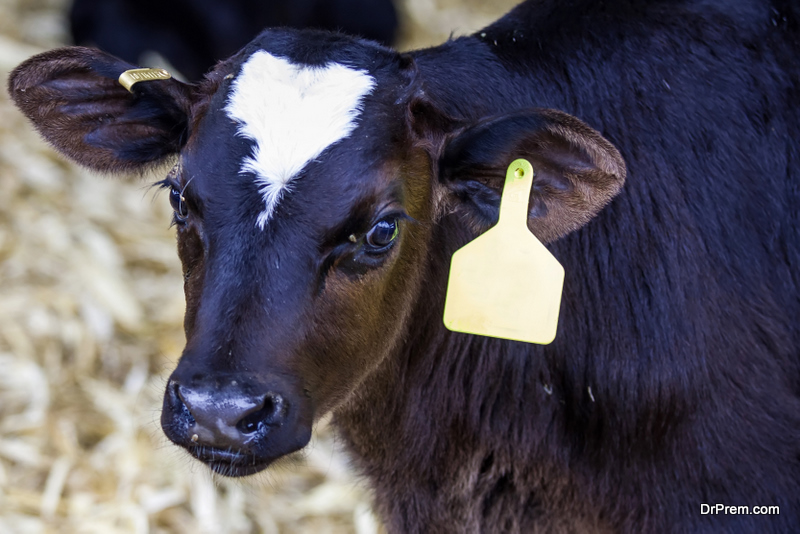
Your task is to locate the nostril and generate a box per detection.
[236,394,284,434]
[237,412,263,434]
[170,381,195,421]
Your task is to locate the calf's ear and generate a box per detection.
[437,109,626,243]
[7,46,194,173]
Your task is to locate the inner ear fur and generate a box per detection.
[437,109,626,243]
[8,46,195,173]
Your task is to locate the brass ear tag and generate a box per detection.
[118,68,172,92]
[443,159,565,344]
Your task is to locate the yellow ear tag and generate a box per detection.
[443,159,565,344]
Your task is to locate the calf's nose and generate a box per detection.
[171,381,286,449]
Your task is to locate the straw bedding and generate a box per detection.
[0,0,518,532]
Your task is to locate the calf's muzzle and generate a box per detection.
[161,370,312,476]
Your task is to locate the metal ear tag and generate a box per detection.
[118,68,172,92]
[443,159,565,345]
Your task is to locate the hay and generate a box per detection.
[0,0,518,532]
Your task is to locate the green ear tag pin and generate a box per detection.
[443,158,565,344]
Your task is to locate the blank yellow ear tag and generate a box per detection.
[443,159,565,344]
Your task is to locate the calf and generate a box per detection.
[8,0,800,531]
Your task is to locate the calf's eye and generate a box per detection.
[169,187,189,221]
[365,218,399,251]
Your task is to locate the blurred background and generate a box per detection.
[0,0,518,532]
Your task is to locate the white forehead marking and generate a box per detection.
[224,50,376,229]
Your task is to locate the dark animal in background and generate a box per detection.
[9,0,800,531]
[70,0,398,79]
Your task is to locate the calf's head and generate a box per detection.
[8,30,625,476]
